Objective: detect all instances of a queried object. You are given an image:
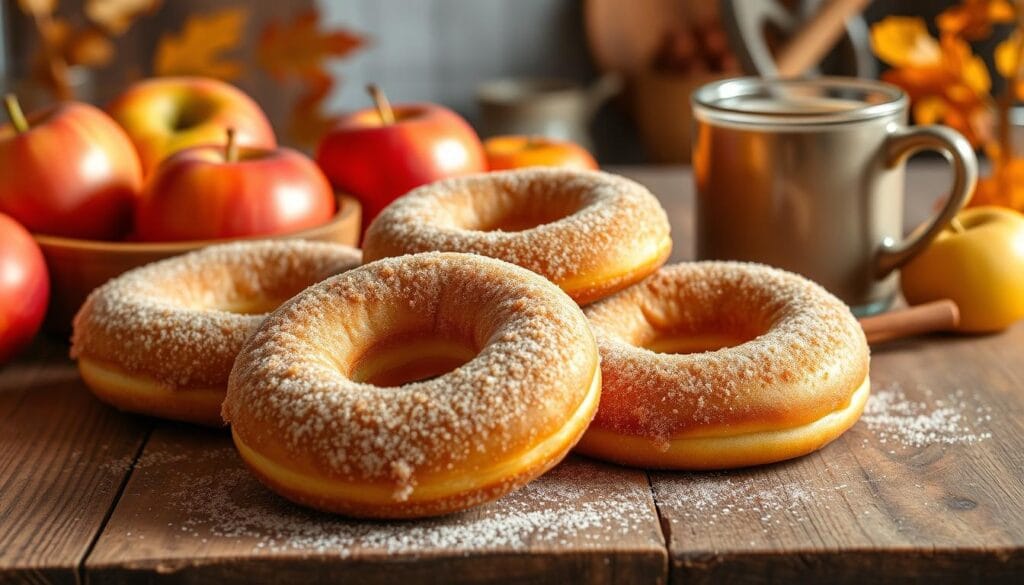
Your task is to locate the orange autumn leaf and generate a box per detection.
[257,10,367,146]
[939,34,992,95]
[65,26,116,67]
[994,31,1024,100]
[153,8,248,80]
[287,73,340,147]
[31,17,113,70]
[86,0,162,36]
[995,30,1020,77]
[872,17,994,146]
[938,0,1015,40]
[16,0,55,17]
[973,158,1024,211]
[258,10,365,80]
[871,17,942,68]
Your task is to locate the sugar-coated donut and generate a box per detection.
[576,261,870,469]
[362,168,672,305]
[223,252,601,518]
[71,241,361,426]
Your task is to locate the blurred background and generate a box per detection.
[0,0,1014,164]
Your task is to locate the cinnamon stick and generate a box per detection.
[858,299,960,345]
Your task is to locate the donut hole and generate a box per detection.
[177,260,343,316]
[214,295,290,315]
[349,333,479,387]
[642,329,760,354]
[603,287,775,356]
[475,205,577,232]
[458,182,585,233]
[206,283,309,315]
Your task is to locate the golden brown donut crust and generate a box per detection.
[577,261,870,469]
[71,241,361,424]
[362,168,672,304]
[223,252,600,518]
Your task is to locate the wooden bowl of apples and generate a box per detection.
[34,194,361,330]
[0,77,367,331]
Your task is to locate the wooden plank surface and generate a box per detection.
[1,164,1022,584]
[629,165,1024,583]
[0,340,149,584]
[85,426,666,584]
[652,329,1024,583]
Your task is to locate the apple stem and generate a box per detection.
[950,216,967,234]
[367,84,395,125]
[4,94,28,134]
[224,127,238,163]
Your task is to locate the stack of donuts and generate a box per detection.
[71,168,869,519]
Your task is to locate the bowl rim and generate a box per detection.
[33,193,361,252]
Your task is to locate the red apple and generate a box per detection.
[108,76,276,176]
[135,129,336,242]
[316,85,486,229]
[0,213,48,363]
[0,95,143,240]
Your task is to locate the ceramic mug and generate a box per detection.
[691,76,978,315]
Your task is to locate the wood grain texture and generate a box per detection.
[0,340,149,585]
[651,327,1024,584]
[85,425,666,584]
[624,165,1024,583]
[2,164,1022,585]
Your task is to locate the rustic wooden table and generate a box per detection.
[1,165,1022,585]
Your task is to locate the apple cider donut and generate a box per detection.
[576,261,870,469]
[71,240,360,426]
[362,168,672,305]
[223,252,601,518]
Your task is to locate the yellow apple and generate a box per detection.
[107,76,276,176]
[901,206,1024,332]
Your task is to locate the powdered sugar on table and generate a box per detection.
[860,381,993,448]
[116,442,657,556]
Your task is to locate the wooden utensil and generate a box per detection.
[775,0,873,78]
[858,299,960,345]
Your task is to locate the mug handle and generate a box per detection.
[875,125,978,277]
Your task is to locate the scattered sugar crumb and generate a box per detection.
[122,448,654,555]
[654,473,824,529]
[861,382,992,448]
[99,455,134,476]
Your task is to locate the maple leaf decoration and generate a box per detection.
[154,8,248,80]
[258,10,366,146]
[17,0,55,16]
[86,0,162,36]
[258,11,364,79]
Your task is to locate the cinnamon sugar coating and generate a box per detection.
[362,168,671,304]
[71,240,361,389]
[223,252,600,515]
[584,261,870,441]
